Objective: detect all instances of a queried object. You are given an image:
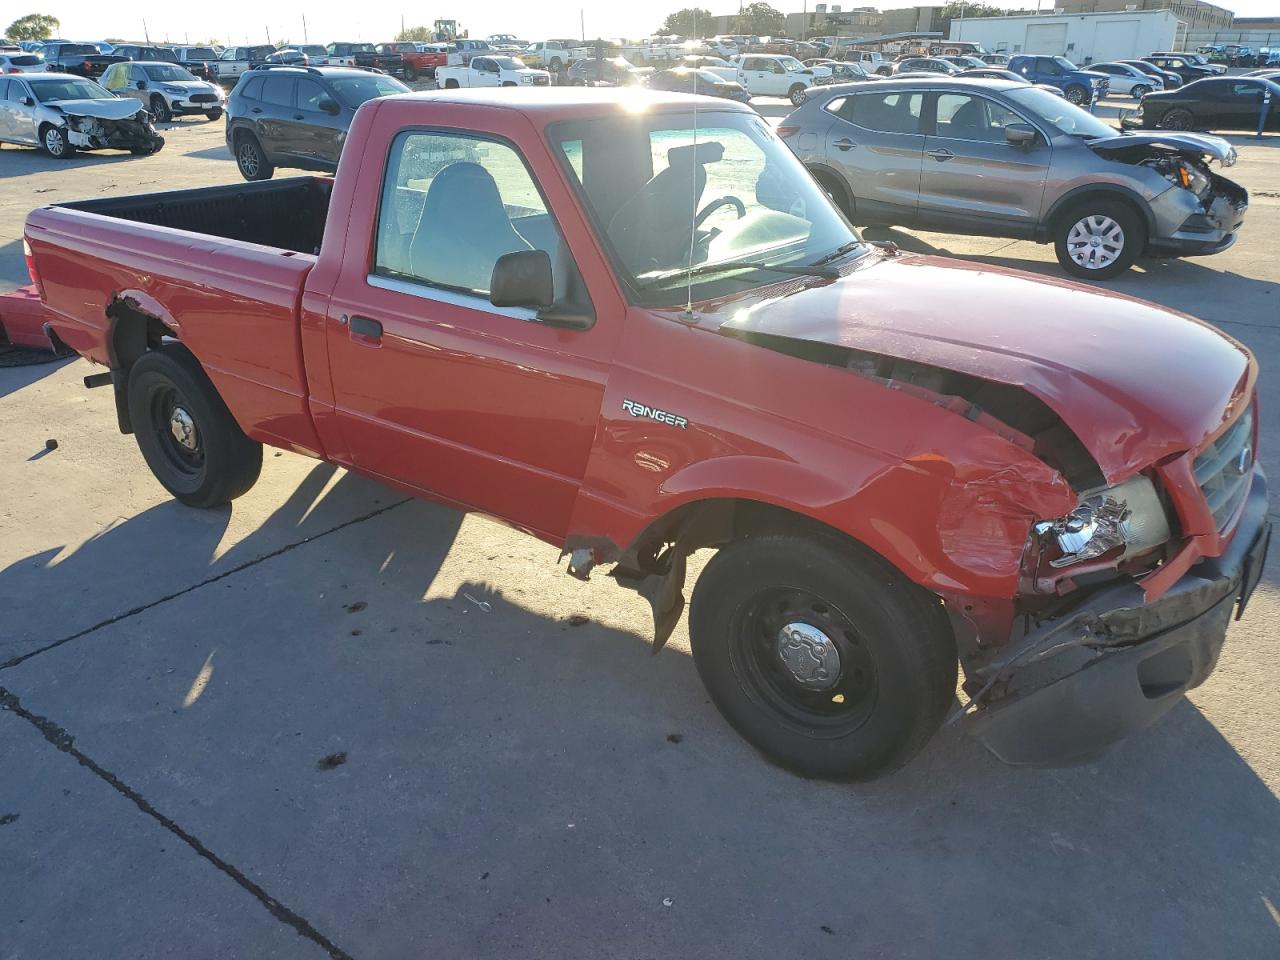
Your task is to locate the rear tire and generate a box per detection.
[1053,198,1145,280]
[444,78,460,89]
[127,345,262,508]
[689,534,956,781]
[234,132,274,180]
[150,95,172,123]
[1159,107,1194,130]
[811,168,852,218]
[405,64,418,81]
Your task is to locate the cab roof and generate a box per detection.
[388,86,756,117]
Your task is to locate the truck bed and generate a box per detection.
[26,177,332,458]
[59,177,333,255]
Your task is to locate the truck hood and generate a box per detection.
[1086,131,1237,165]
[46,98,142,121]
[713,253,1254,482]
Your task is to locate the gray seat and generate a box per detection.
[410,162,531,293]
[607,155,707,274]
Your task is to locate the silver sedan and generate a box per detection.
[0,72,164,157]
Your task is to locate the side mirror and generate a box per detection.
[22,96,34,106]
[491,250,553,309]
[1005,122,1037,146]
[318,97,340,114]
[137,80,147,89]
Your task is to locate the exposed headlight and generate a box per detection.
[1167,159,1211,195]
[1034,475,1170,568]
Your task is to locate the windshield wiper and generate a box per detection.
[637,259,840,289]
[806,240,864,268]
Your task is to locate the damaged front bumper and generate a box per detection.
[66,113,165,154]
[1147,173,1248,257]
[966,467,1270,766]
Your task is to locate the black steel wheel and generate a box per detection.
[689,533,956,780]
[127,344,262,507]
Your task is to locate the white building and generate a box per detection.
[949,9,1181,64]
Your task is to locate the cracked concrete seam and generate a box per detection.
[0,685,355,960]
[0,497,413,673]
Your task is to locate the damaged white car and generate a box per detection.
[0,73,164,158]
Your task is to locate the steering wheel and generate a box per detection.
[694,195,747,230]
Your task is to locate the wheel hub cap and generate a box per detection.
[169,406,198,450]
[776,622,841,690]
[1066,215,1124,269]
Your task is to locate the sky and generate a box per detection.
[11,0,1277,47]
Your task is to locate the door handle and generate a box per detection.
[250,106,262,113]
[293,114,304,120]
[833,137,857,151]
[926,148,955,161]
[348,315,383,340]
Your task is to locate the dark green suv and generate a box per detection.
[225,66,408,180]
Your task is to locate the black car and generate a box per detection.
[1134,76,1280,131]
[566,57,643,87]
[225,66,409,180]
[38,42,125,78]
[647,67,751,101]
[1141,55,1214,84]
[1119,58,1181,89]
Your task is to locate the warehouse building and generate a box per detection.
[948,8,1181,63]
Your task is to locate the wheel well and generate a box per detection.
[1046,188,1153,242]
[104,297,178,434]
[807,164,852,216]
[601,497,910,651]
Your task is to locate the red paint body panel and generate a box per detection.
[22,89,1262,641]
[0,286,54,350]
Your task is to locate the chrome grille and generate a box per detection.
[1194,404,1254,533]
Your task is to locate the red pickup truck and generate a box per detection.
[24,89,1269,780]
[376,42,448,81]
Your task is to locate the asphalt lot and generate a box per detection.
[2,102,1279,959]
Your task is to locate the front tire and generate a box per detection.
[405,64,418,81]
[206,108,223,121]
[40,124,75,159]
[150,95,172,123]
[1053,199,1145,280]
[235,132,274,180]
[1132,84,1151,99]
[1064,84,1088,105]
[444,78,460,89]
[788,83,808,106]
[689,534,956,780]
[127,345,262,508]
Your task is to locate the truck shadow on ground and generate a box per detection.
[2,456,1277,953]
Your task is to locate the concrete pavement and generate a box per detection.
[2,111,1278,959]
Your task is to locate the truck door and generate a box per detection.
[918,91,1049,236]
[823,88,925,225]
[322,128,614,539]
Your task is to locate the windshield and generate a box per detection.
[30,77,113,101]
[778,56,805,71]
[550,110,861,305]
[1051,56,1078,71]
[1005,85,1116,138]
[329,74,409,108]
[491,56,522,69]
[142,63,196,82]
[185,47,217,59]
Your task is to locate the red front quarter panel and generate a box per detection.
[570,306,1077,600]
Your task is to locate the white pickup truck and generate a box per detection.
[435,55,552,88]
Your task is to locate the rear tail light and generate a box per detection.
[24,239,41,293]
[84,60,93,70]
[776,124,799,138]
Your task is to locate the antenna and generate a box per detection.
[680,9,701,322]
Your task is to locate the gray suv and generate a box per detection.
[780,77,1248,278]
